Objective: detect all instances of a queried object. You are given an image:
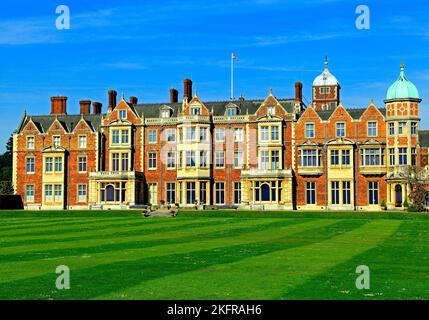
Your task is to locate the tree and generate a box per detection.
[0,134,13,184]
[404,166,428,212]
[0,181,13,195]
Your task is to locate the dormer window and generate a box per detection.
[227,108,236,116]
[161,110,170,118]
[119,110,127,120]
[267,106,275,116]
[191,107,201,115]
[320,87,330,94]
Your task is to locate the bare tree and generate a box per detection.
[404,166,428,212]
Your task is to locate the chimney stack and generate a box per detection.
[129,96,138,105]
[108,90,117,112]
[92,102,102,115]
[51,96,67,115]
[170,88,179,104]
[183,78,193,101]
[79,100,91,115]
[295,82,303,103]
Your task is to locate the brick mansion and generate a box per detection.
[12,58,429,210]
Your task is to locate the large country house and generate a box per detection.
[12,59,429,210]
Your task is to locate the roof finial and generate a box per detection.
[324,56,329,70]
[400,61,405,71]
[269,87,273,95]
[121,92,125,100]
[194,87,198,97]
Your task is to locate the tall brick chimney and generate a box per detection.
[129,96,138,105]
[108,90,117,112]
[170,88,179,104]
[51,96,67,115]
[79,100,91,115]
[92,102,102,115]
[295,82,303,103]
[183,79,193,101]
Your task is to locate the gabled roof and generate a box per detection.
[315,107,386,121]
[18,114,103,133]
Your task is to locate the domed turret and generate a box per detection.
[312,56,341,110]
[385,63,420,101]
[313,56,339,86]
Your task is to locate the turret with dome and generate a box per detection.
[312,56,341,111]
[385,63,420,101]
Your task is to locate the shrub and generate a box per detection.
[403,200,409,208]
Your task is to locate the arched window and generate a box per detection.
[261,183,270,202]
[106,185,115,202]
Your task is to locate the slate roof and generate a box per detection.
[17,114,103,133]
[315,107,386,120]
[419,130,429,148]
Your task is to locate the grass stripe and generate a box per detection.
[115,220,399,300]
[285,219,429,299]
[0,219,346,299]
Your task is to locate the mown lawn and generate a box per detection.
[0,210,428,300]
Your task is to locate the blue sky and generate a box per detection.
[0,0,429,152]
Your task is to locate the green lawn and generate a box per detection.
[0,210,428,300]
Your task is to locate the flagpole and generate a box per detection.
[231,53,234,101]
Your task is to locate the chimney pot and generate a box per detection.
[295,82,303,103]
[79,100,91,115]
[50,96,67,115]
[108,90,117,111]
[129,96,138,105]
[92,102,102,115]
[183,78,193,100]
[170,88,179,104]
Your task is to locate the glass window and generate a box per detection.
[260,126,269,141]
[411,122,418,135]
[330,150,339,166]
[26,185,35,203]
[336,123,345,137]
[299,149,319,167]
[342,181,351,205]
[260,150,269,169]
[54,185,62,202]
[342,150,350,165]
[191,108,201,115]
[368,121,377,137]
[186,182,196,204]
[121,130,129,144]
[306,181,316,205]
[167,151,176,168]
[389,148,395,166]
[267,106,275,116]
[361,148,382,166]
[271,150,280,169]
[166,129,176,142]
[54,157,63,172]
[199,127,207,141]
[368,181,379,205]
[112,130,120,144]
[399,148,408,165]
[215,128,225,142]
[78,184,87,202]
[234,128,243,142]
[166,183,176,204]
[215,182,225,204]
[389,123,395,135]
[215,151,224,168]
[148,152,157,169]
[234,182,241,204]
[227,108,236,116]
[112,153,120,171]
[271,126,280,141]
[200,182,207,204]
[78,156,87,172]
[412,148,417,166]
[186,127,196,141]
[45,157,53,172]
[27,136,35,149]
[121,153,129,171]
[305,123,315,138]
[161,110,170,118]
[119,110,127,119]
[53,135,61,148]
[45,185,53,202]
[79,135,87,148]
[331,181,340,205]
[26,157,35,173]
[398,122,406,135]
[148,130,157,143]
[200,151,207,168]
[234,150,243,168]
[186,151,196,167]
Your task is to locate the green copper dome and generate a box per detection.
[386,63,420,100]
